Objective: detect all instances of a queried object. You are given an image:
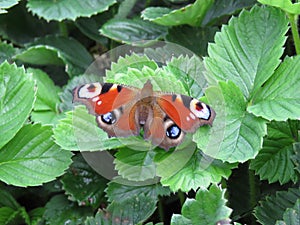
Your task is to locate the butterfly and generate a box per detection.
[72,80,215,150]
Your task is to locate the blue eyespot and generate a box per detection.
[166,124,181,139]
[101,112,116,124]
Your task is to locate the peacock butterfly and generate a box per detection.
[72,80,215,150]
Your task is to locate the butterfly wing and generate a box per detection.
[73,82,140,137]
[156,93,215,133]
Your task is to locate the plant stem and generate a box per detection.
[177,191,185,206]
[288,13,300,55]
[59,21,68,37]
[248,166,259,225]
[158,198,165,222]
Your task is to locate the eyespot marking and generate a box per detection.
[190,99,211,120]
[78,83,102,98]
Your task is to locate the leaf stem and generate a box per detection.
[158,198,165,222]
[287,13,300,55]
[248,166,259,225]
[177,191,185,206]
[59,21,68,37]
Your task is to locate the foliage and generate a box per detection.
[0,0,299,224]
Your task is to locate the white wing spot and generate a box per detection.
[189,112,196,120]
[92,96,99,102]
[97,100,102,105]
[186,116,190,121]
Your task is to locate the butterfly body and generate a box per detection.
[73,80,215,150]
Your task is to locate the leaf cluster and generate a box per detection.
[0,0,299,224]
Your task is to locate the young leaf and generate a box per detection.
[204,5,288,99]
[27,0,117,21]
[100,18,167,46]
[61,155,108,208]
[196,81,267,163]
[254,188,300,225]
[171,185,232,225]
[250,120,299,184]
[0,62,35,149]
[248,56,300,121]
[0,124,73,186]
[44,195,93,225]
[141,0,213,26]
[105,54,158,81]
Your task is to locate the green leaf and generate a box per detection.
[29,207,45,225]
[250,120,299,184]
[275,199,300,225]
[105,54,158,81]
[204,5,288,99]
[171,185,232,225]
[84,211,111,225]
[166,26,218,56]
[141,0,214,26]
[114,148,157,181]
[165,55,208,98]
[0,207,19,225]
[202,0,257,26]
[196,81,267,163]
[0,42,16,64]
[158,150,235,192]
[0,62,35,149]
[75,12,112,44]
[0,189,20,209]
[292,142,300,174]
[29,68,61,125]
[258,0,300,14]
[0,0,19,10]
[0,124,73,187]
[44,195,92,225]
[106,181,170,203]
[254,188,300,225]
[16,35,93,76]
[61,155,108,208]
[106,193,157,224]
[248,56,300,121]
[27,0,117,21]
[100,18,167,46]
[54,106,124,151]
[0,2,59,45]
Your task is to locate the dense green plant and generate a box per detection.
[0,0,299,224]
